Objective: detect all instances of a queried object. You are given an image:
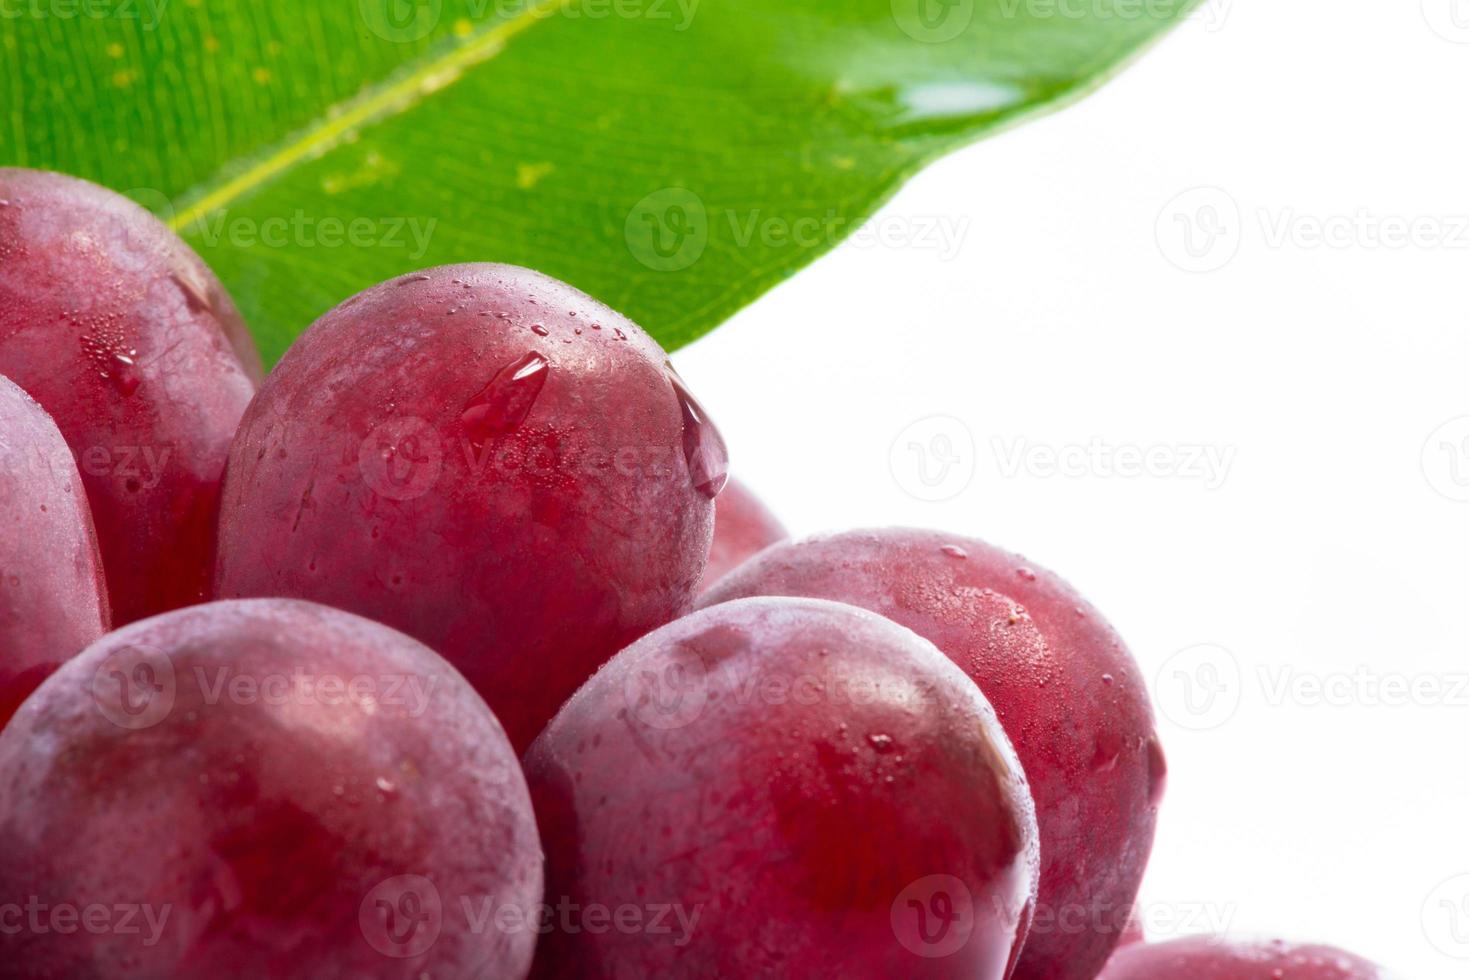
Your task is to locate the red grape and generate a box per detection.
[523,596,1039,978]
[699,476,787,591]
[0,598,542,978]
[700,529,1165,980]
[0,376,109,726]
[1097,936,1399,979]
[215,264,720,750]
[0,169,261,624]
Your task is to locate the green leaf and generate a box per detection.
[1,0,1197,362]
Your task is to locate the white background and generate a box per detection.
[679,2,1469,976]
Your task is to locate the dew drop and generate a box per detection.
[461,351,550,444]
[1145,735,1168,808]
[1101,673,1114,685]
[1016,567,1037,582]
[940,544,968,559]
[866,733,896,753]
[614,328,627,341]
[111,357,142,396]
[170,268,214,315]
[531,324,549,337]
[666,363,728,499]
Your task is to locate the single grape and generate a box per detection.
[215,264,721,750]
[0,375,109,727]
[700,529,1166,980]
[523,596,1040,978]
[0,599,542,978]
[0,168,261,624]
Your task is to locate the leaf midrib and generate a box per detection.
[169,0,575,232]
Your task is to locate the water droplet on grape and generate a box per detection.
[866,733,896,753]
[1016,567,1037,582]
[1101,673,1114,685]
[1145,734,1167,808]
[531,324,549,337]
[666,363,728,498]
[461,351,550,444]
[940,544,967,559]
[81,329,142,397]
[169,268,214,316]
